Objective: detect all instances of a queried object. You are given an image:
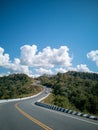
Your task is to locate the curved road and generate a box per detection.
[0,87,98,130]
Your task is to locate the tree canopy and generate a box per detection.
[38,71,98,115]
[0,74,41,99]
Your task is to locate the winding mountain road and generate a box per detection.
[0,87,98,130]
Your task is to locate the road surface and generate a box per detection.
[0,87,98,130]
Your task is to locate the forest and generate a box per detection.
[0,74,41,99]
[38,71,98,115]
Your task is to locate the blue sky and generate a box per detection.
[0,0,98,77]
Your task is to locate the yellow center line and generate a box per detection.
[15,103,53,130]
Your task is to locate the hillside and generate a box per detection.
[0,74,42,99]
[38,71,98,115]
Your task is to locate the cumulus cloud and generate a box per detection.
[87,50,98,66]
[68,64,91,72]
[20,45,72,68]
[55,64,91,74]
[0,47,31,75]
[6,62,31,75]
[49,46,72,66]
[1,45,96,77]
[1,44,72,76]
[35,68,53,75]
[75,64,91,72]
[0,47,10,66]
[55,68,68,73]
[20,44,37,65]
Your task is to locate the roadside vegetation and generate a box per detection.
[38,71,98,115]
[0,74,43,99]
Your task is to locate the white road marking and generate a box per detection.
[32,103,98,126]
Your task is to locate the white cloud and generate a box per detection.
[0,72,10,77]
[87,50,98,66]
[55,64,91,74]
[3,60,31,76]
[20,45,72,68]
[35,68,53,75]
[14,58,20,64]
[0,47,31,76]
[0,45,69,77]
[49,46,72,66]
[55,68,67,73]
[68,64,91,72]
[1,45,97,77]
[0,47,10,66]
[76,64,91,72]
[7,63,31,75]
[20,44,37,65]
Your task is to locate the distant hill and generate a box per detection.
[66,71,98,81]
[38,71,98,115]
[0,74,42,99]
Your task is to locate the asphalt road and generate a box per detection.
[0,87,98,130]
